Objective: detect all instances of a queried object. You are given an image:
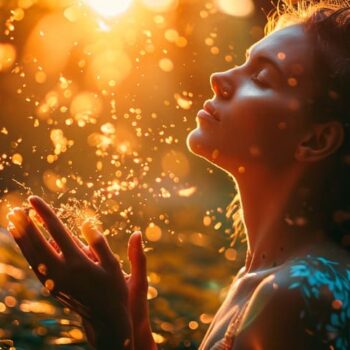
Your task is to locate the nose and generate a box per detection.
[210,70,234,99]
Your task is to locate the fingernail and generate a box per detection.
[28,196,41,206]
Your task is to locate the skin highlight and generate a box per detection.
[6,10,350,350]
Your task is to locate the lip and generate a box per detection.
[203,101,220,121]
[197,109,218,122]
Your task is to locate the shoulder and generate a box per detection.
[234,256,350,350]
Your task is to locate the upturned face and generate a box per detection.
[187,24,317,174]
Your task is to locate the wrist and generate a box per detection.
[133,321,157,350]
[91,306,134,350]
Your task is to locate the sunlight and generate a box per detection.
[83,0,133,18]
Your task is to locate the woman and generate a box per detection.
[6,1,350,349]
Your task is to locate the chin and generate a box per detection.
[186,128,212,158]
[186,128,243,177]
[186,128,226,168]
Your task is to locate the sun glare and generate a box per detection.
[83,0,133,18]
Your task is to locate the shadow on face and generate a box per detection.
[187,24,339,176]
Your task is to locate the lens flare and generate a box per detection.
[83,0,133,18]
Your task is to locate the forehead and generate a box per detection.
[249,24,314,78]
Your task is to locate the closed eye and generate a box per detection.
[251,68,272,88]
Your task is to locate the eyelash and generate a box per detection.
[251,70,270,88]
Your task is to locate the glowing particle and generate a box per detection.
[238,166,246,174]
[174,93,192,110]
[203,216,211,226]
[0,303,6,313]
[214,222,222,230]
[332,299,343,310]
[205,37,214,46]
[189,321,199,330]
[37,263,48,276]
[12,153,23,166]
[47,155,57,164]
[12,8,25,21]
[101,122,115,135]
[4,296,17,308]
[68,329,84,340]
[0,43,16,72]
[35,71,47,84]
[288,77,298,87]
[178,186,197,197]
[164,29,179,42]
[152,332,166,344]
[159,58,174,72]
[175,36,188,48]
[199,313,213,324]
[225,248,237,261]
[277,52,286,60]
[145,223,162,242]
[44,279,54,291]
[70,92,103,125]
[147,286,158,300]
[210,46,220,55]
[249,145,261,157]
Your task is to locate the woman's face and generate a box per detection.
[187,24,316,174]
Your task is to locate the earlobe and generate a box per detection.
[295,121,344,162]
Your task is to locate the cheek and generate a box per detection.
[218,94,305,164]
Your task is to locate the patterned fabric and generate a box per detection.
[289,255,350,350]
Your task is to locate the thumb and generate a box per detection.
[128,232,148,291]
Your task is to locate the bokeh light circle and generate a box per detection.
[83,0,133,18]
[216,0,255,17]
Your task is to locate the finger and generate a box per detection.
[72,235,98,262]
[81,220,121,272]
[128,232,148,292]
[28,196,81,259]
[7,208,59,273]
[48,239,61,254]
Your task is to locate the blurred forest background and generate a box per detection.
[0,0,275,349]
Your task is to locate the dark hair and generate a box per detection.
[304,5,350,249]
[228,1,350,250]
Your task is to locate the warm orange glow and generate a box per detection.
[216,0,255,17]
[83,0,133,18]
[0,43,16,72]
[142,0,178,12]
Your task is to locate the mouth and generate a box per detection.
[197,101,220,122]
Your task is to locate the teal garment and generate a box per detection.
[289,255,350,350]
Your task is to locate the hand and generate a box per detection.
[7,196,133,350]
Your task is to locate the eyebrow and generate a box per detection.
[246,48,285,79]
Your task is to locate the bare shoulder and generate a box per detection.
[233,254,350,350]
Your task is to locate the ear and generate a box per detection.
[295,121,344,162]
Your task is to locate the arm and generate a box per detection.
[7,196,157,350]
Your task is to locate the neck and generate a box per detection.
[231,163,328,273]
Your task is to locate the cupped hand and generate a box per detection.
[7,195,135,349]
